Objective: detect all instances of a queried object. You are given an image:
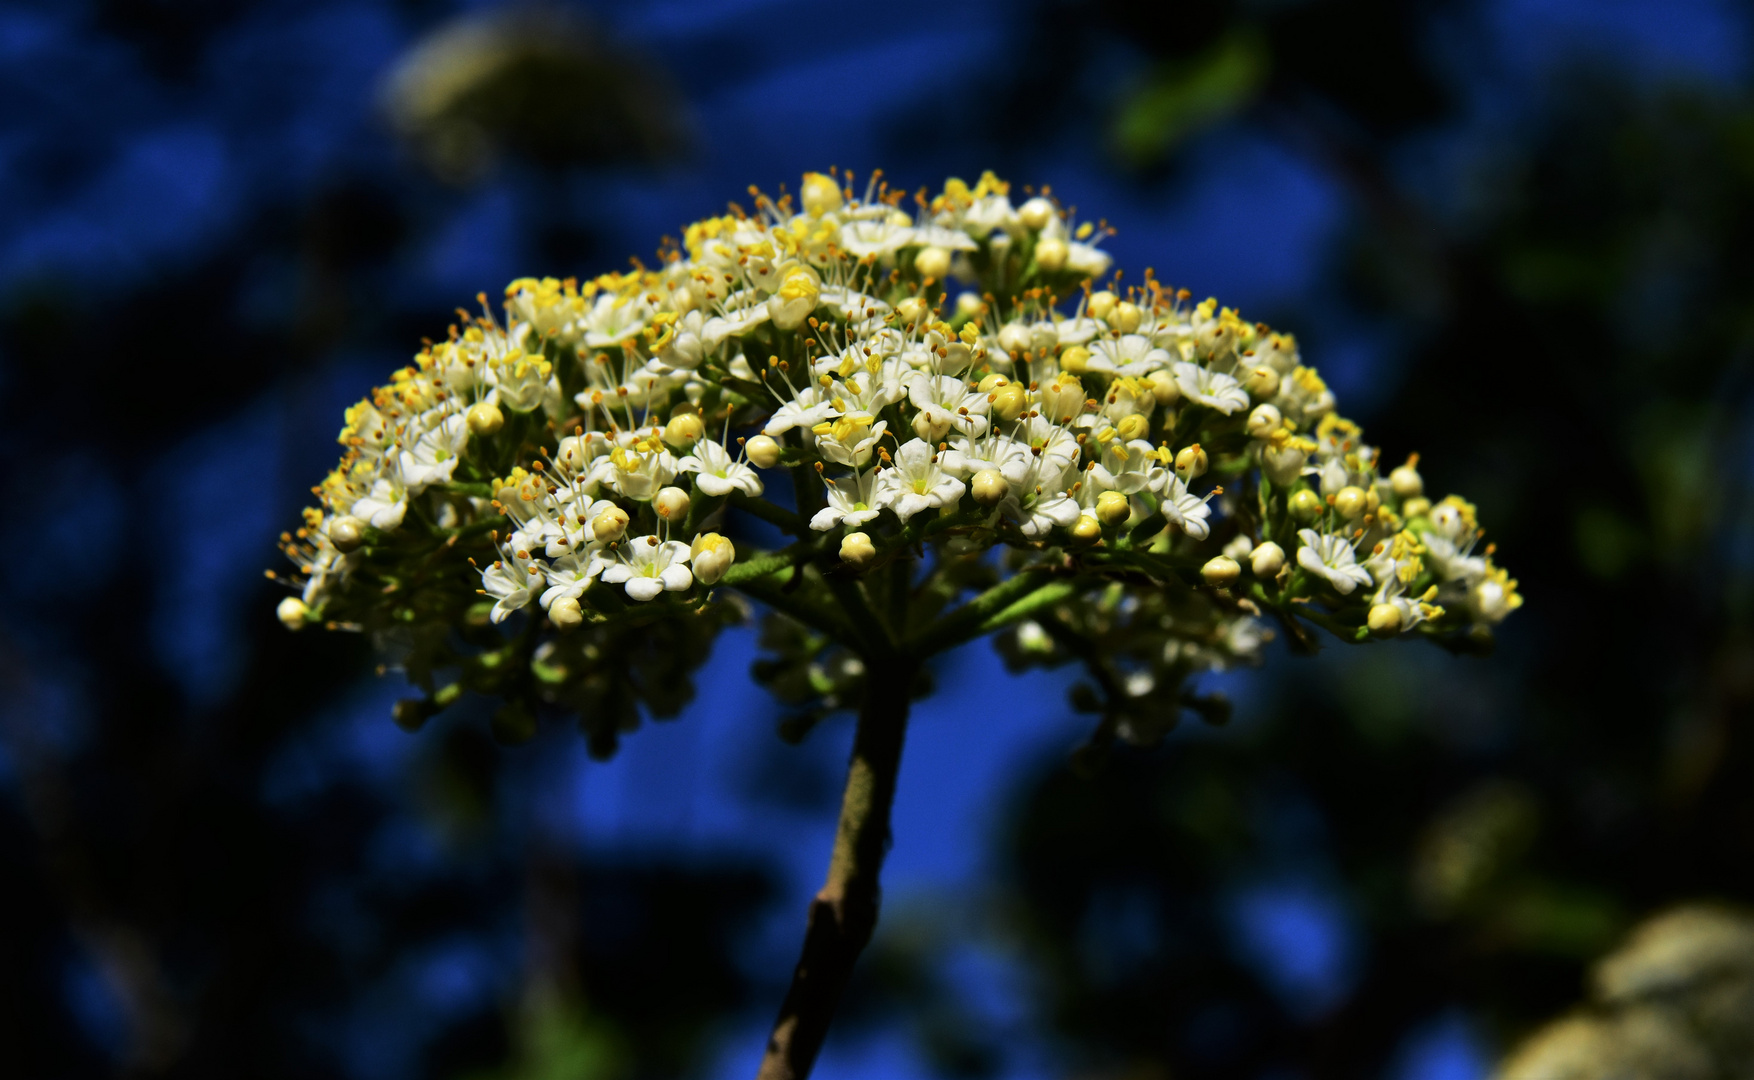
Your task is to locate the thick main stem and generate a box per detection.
[755,657,916,1080]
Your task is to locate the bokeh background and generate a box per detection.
[4,0,1754,1077]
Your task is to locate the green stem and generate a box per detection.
[906,568,1061,657]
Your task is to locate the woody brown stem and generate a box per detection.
[754,657,915,1080]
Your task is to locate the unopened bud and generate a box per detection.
[913,410,951,442]
[1334,485,1368,520]
[1087,290,1118,322]
[977,372,1011,394]
[663,412,705,449]
[1174,444,1208,481]
[1367,602,1404,637]
[1390,463,1424,499]
[549,596,584,630]
[591,505,630,542]
[896,296,930,324]
[744,434,782,468]
[1059,345,1091,374]
[1034,237,1068,271]
[654,486,691,521]
[997,323,1032,356]
[801,171,843,216]
[1289,489,1324,523]
[1107,301,1143,334]
[1019,196,1055,231]
[954,292,984,319]
[1071,514,1103,543]
[1147,369,1180,405]
[1201,556,1241,585]
[1040,373,1085,422]
[991,382,1029,422]
[1246,404,1282,439]
[276,597,310,630]
[1250,541,1285,577]
[1402,496,1432,519]
[841,531,877,568]
[1116,414,1149,441]
[690,533,735,584]
[914,246,951,281]
[1242,366,1280,398]
[328,515,366,552]
[466,400,505,436]
[1095,490,1131,525]
[971,469,1008,506]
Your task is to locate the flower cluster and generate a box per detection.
[274,169,1519,748]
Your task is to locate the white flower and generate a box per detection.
[1173,361,1250,415]
[763,385,836,436]
[812,415,886,469]
[908,223,979,251]
[483,554,543,623]
[1088,334,1172,376]
[397,413,469,492]
[1296,528,1373,595]
[678,438,763,497]
[539,550,607,609]
[839,218,915,259]
[1158,473,1214,540]
[600,536,693,601]
[874,439,967,522]
[905,373,990,441]
[810,474,884,531]
[351,476,408,531]
[581,291,652,348]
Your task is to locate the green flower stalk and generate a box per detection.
[272,168,1520,1079]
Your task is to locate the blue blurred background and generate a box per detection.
[4,1,1754,1078]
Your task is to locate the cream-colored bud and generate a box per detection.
[997,322,1032,356]
[328,515,366,553]
[1095,490,1131,525]
[1019,196,1055,231]
[1147,369,1180,405]
[1402,496,1432,519]
[1367,602,1404,637]
[1289,489,1324,523]
[914,245,951,281]
[1040,373,1085,422]
[1059,345,1091,375]
[801,171,843,216]
[977,372,1011,394]
[654,486,690,521]
[690,533,734,585]
[1116,414,1149,441]
[1243,366,1280,398]
[1071,514,1103,543]
[549,596,584,630]
[466,400,504,436]
[670,284,697,314]
[277,597,310,630]
[1246,404,1282,439]
[1390,464,1424,499]
[991,382,1029,422]
[913,410,951,442]
[1034,237,1068,272]
[1108,301,1143,333]
[591,505,630,542]
[896,296,930,324]
[1250,541,1285,577]
[1174,444,1208,481]
[1087,290,1118,321]
[663,412,705,449]
[954,292,984,319]
[1201,556,1242,586]
[744,434,782,468]
[1334,485,1368,520]
[841,531,877,568]
[1261,444,1308,486]
[971,469,1008,506]
[769,264,821,330]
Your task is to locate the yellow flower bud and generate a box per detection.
[1147,369,1180,405]
[1390,463,1423,498]
[1246,403,1282,439]
[1087,290,1118,322]
[663,411,705,449]
[997,323,1032,355]
[1367,602,1404,637]
[277,597,310,630]
[896,296,930,324]
[954,292,985,319]
[690,533,735,584]
[1019,196,1055,231]
[654,486,691,521]
[1250,541,1285,577]
[841,531,877,568]
[1334,485,1368,519]
[1060,345,1092,374]
[744,434,782,468]
[1116,414,1149,441]
[1108,301,1143,333]
[591,505,630,542]
[1095,490,1131,525]
[549,596,584,630]
[466,400,504,436]
[1201,556,1241,586]
[1402,496,1431,519]
[977,372,1010,393]
[1175,443,1208,480]
[1242,366,1280,398]
[1034,237,1068,271]
[991,382,1029,422]
[1289,489,1324,522]
[914,246,951,281]
[971,469,1008,506]
[1071,514,1103,543]
[801,171,843,216]
[328,515,366,553]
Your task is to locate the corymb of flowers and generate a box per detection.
[271,169,1521,753]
